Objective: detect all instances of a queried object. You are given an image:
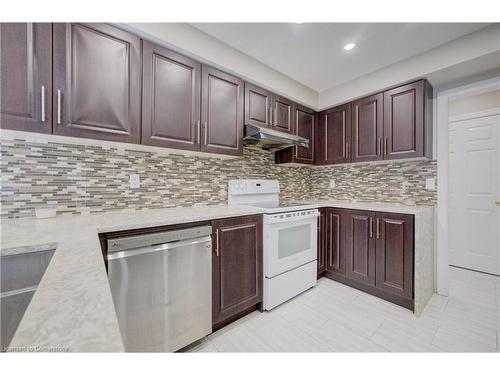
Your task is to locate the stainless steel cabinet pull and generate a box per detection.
[203,121,208,145]
[196,120,200,144]
[57,89,62,124]
[40,86,45,122]
[378,138,381,155]
[376,218,380,239]
[369,217,373,238]
[346,142,349,159]
[384,137,388,155]
[269,105,273,126]
[214,229,219,257]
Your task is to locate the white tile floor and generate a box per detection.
[183,266,500,352]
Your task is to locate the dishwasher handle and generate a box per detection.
[107,235,212,261]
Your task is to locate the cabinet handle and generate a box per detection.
[269,105,273,126]
[384,137,388,155]
[196,120,200,144]
[378,138,381,155]
[369,217,373,238]
[203,121,208,145]
[346,142,349,159]
[376,218,380,239]
[57,89,62,125]
[40,86,45,123]
[214,229,219,257]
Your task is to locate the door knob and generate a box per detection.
[495,200,500,206]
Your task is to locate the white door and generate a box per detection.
[448,114,500,275]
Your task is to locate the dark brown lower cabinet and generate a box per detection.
[317,208,327,276]
[321,207,414,310]
[212,215,263,330]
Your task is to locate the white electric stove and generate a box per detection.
[228,180,319,310]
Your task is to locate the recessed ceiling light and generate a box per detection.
[295,21,304,24]
[344,43,356,51]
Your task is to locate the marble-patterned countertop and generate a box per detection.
[0,200,433,352]
[1,204,265,352]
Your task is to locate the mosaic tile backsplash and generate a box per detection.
[0,135,436,218]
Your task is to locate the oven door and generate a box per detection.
[264,211,319,277]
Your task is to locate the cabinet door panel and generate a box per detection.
[53,23,141,143]
[212,215,263,326]
[244,83,272,127]
[317,208,327,275]
[384,80,424,159]
[326,208,346,275]
[1,23,52,133]
[375,212,413,299]
[345,210,375,286]
[201,66,243,156]
[294,105,315,163]
[272,95,294,133]
[142,41,201,150]
[316,104,351,165]
[352,93,383,162]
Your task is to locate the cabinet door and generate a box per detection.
[294,105,315,164]
[375,212,413,300]
[316,103,351,165]
[345,210,375,286]
[351,93,383,162]
[1,23,52,133]
[201,66,243,156]
[53,23,141,143]
[244,83,272,128]
[212,215,263,326]
[317,208,327,275]
[326,208,346,276]
[142,41,201,150]
[383,80,424,159]
[272,95,294,133]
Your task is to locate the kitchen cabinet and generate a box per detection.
[375,212,414,300]
[0,23,52,134]
[142,41,201,150]
[212,214,263,329]
[326,208,346,278]
[351,93,383,163]
[274,104,315,165]
[317,208,327,275]
[383,80,431,160]
[271,95,294,134]
[53,23,141,143]
[244,83,273,128]
[316,103,351,165]
[344,210,376,287]
[201,66,244,156]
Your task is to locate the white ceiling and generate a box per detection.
[190,23,491,93]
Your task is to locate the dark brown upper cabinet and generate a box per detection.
[1,23,52,134]
[212,214,263,328]
[344,209,376,287]
[244,83,272,128]
[375,212,414,300]
[274,104,315,165]
[351,93,384,163]
[384,80,430,160]
[316,103,351,165]
[52,23,141,143]
[272,95,294,134]
[201,66,244,156]
[142,41,201,150]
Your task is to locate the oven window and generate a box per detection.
[278,224,311,259]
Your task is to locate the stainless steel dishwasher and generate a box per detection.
[107,225,212,352]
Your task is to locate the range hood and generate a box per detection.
[243,124,309,150]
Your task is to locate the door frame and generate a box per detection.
[436,76,500,295]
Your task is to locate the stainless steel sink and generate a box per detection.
[1,248,55,351]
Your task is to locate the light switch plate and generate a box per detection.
[329,179,336,189]
[129,174,140,189]
[425,178,435,190]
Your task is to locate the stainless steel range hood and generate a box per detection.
[243,124,309,150]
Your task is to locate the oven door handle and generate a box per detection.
[264,212,320,224]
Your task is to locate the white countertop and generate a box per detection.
[0,200,433,352]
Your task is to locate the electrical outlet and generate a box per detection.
[329,179,336,189]
[129,174,140,189]
[425,178,435,190]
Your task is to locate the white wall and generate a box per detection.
[120,23,319,109]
